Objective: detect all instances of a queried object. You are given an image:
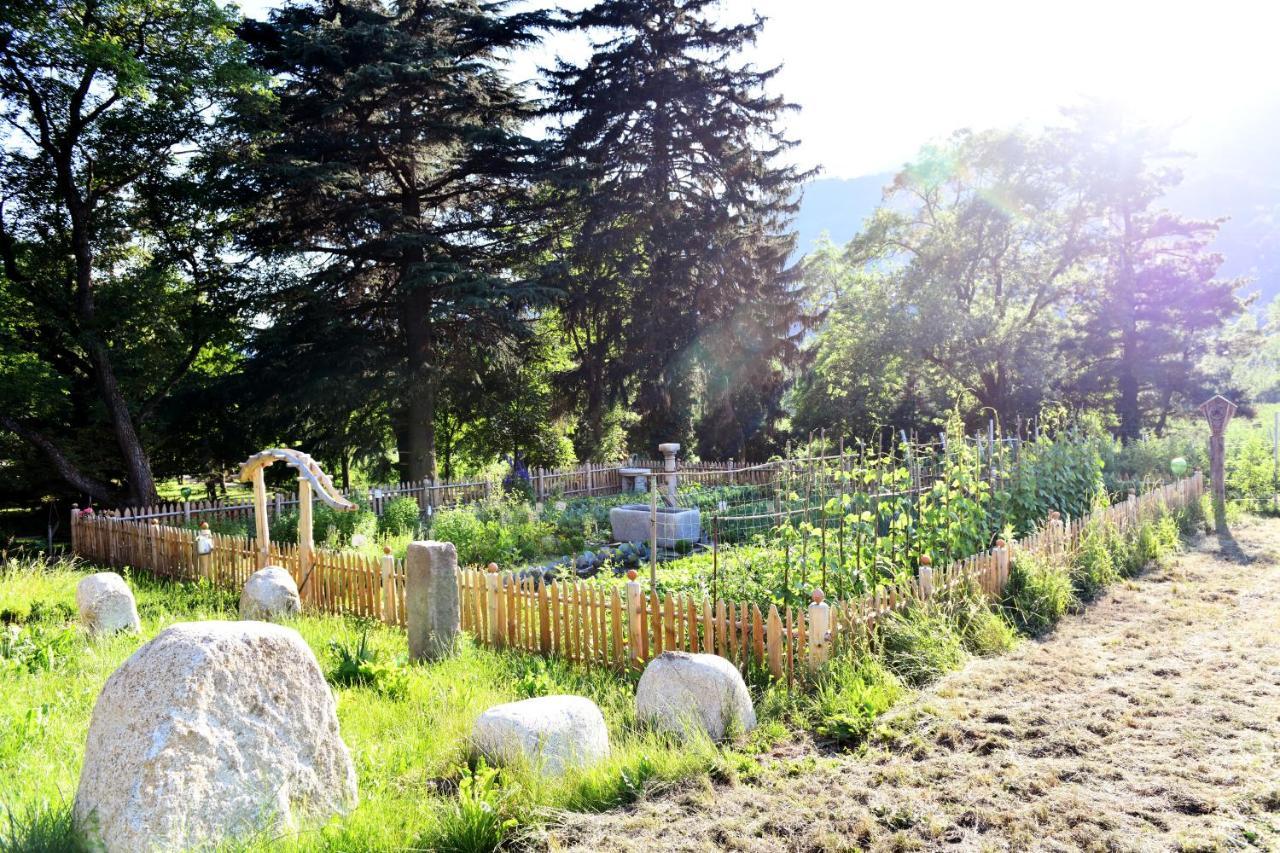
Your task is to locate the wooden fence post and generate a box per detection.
[251,467,271,569]
[196,522,213,582]
[807,589,830,671]
[648,484,659,587]
[381,546,395,624]
[297,477,313,600]
[918,555,933,599]
[993,539,1008,591]
[625,570,643,667]
[485,563,501,647]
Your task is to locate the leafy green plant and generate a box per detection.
[812,655,902,747]
[431,762,517,853]
[1071,522,1120,601]
[378,497,422,538]
[326,629,408,699]
[428,495,553,568]
[932,576,1017,656]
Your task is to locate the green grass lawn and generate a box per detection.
[0,557,791,852]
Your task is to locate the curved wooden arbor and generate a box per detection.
[238,448,355,589]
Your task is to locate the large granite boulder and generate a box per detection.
[74,621,357,852]
[472,695,610,775]
[239,565,301,621]
[75,572,140,636]
[636,652,756,742]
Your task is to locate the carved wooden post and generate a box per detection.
[381,545,395,624]
[251,467,271,569]
[297,475,313,599]
[485,562,501,647]
[918,554,934,599]
[994,539,1009,591]
[1198,395,1236,531]
[625,569,644,667]
[807,588,830,670]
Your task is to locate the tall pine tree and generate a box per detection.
[543,0,812,457]
[236,0,549,481]
[1061,105,1243,439]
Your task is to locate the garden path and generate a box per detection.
[550,518,1280,852]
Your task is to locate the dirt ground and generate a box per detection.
[549,520,1280,852]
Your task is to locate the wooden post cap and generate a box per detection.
[1049,510,1061,520]
[995,538,1006,548]
[919,554,932,566]
[626,569,638,581]
[486,562,499,573]
[200,521,209,529]
[383,545,392,555]
[811,588,825,604]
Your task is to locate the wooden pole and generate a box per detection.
[381,546,395,624]
[649,482,658,588]
[625,570,643,667]
[807,589,830,671]
[251,467,271,569]
[297,476,313,597]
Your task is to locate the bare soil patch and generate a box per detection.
[549,520,1280,852]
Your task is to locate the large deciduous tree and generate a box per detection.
[0,0,252,505]
[236,0,550,483]
[543,0,812,457]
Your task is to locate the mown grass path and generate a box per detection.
[551,519,1280,852]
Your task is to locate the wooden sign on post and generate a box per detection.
[1198,394,1236,530]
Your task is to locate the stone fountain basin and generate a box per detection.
[609,505,701,547]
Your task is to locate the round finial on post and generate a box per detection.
[200,521,209,530]
[811,588,825,604]
[626,569,638,581]
[995,538,1006,549]
[383,545,392,556]
[1049,510,1061,520]
[919,554,932,567]
[486,562,499,574]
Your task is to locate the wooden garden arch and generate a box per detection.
[238,448,355,587]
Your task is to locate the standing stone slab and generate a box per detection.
[636,651,756,742]
[240,565,301,621]
[75,572,141,635]
[472,695,610,775]
[74,621,356,852]
[406,540,460,661]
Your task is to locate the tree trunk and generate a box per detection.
[1116,207,1141,443]
[71,203,158,505]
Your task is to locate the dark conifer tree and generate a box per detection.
[235,0,550,481]
[543,0,812,457]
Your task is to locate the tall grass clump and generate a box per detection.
[876,606,966,687]
[932,576,1017,656]
[1071,522,1120,600]
[1002,551,1075,637]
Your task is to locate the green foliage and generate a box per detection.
[1226,430,1277,503]
[994,410,1107,535]
[811,655,903,748]
[876,606,966,687]
[0,800,86,853]
[326,628,408,700]
[378,497,422,538]
[1071,522,1121,601]
[428,495,553,568]
[1003,552,1076,637]
[430,762,518,853]
[932,577,1017,656]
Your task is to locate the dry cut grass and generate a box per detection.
[550,518,1280,852]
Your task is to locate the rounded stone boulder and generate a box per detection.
[239,565,301,621]
[472,695,610,775]
[75,572,140,636]
[636,651,756,742]
[74,621,357,852]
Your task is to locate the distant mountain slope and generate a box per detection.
[793,137,1279,305]
[791,173,890,256]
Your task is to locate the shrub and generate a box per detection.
[812,654,903,747]
[378,497,422,538]
[1003,552,1075,637]
[877,606,966,687]
[428,495,552,567]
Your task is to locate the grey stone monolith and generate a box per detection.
[406,540,460,661]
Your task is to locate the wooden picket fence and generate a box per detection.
[70,472,1202,685]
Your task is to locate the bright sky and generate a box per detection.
[239,0,1280,179]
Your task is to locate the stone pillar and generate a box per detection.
[406,540,460,661]
[658,442,680,508]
